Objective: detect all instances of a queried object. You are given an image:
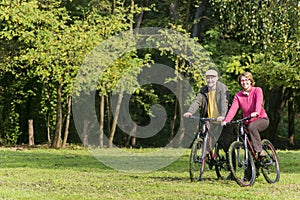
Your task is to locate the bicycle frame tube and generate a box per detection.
[192,117,217,161]
[243,126,258,161]
[237,124,244,164]
[196,123,205,140]
[242,126,258,162]
[201,123,208,159]
[238,124,243,142]
[243,130,249,162]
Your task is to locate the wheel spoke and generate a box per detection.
[228,141,256,187]
[260,139,280,183]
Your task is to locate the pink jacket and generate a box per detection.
[224,87,268,124]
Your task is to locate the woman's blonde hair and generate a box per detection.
[238,72,255,87]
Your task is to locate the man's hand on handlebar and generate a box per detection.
[183,112,192,118]
[216,116,225,122]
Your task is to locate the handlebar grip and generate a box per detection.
[227,116,252,124]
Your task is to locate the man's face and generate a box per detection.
[206,75,218,89]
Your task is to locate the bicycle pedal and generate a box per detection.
[263,159,273,167]
[259,156,273,167]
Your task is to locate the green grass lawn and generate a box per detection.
[0,147,299,200]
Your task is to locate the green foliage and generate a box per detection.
[3,101,20,144]
[0,0,133,144]
[210,0,300,90]
[0,0,299,146]
[0,72,30,144]
[208,0,300,142]
[149,26,213,90]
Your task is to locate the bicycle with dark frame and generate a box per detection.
[227,116,280,187]
[187,116,230,182]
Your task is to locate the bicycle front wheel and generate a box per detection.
[228,141,256,187]
[260,139,280,183]
[189,138,206,182]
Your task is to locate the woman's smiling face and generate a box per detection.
[240,76,252,91]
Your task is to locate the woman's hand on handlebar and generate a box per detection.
[221,115,253,126]
[221,121,227,126]
[250,112,259,118]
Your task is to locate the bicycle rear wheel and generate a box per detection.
[189,138,207,181]
[215,142,229,179]
[228,141,256,187]
[260,139,280,183]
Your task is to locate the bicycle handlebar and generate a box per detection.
[227,116,252,125]
[185,115,217,122]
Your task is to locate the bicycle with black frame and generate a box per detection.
[227,116,280,187]
[187,116,230,182]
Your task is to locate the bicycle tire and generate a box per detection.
[260,139,280,183]
[215,142,230,179]
[189,138,206,181]
[228,141,256,187]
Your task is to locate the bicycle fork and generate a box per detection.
[200,124,208,162]
[237,125,249,168]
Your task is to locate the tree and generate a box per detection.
[0,0,130,147]
[209,0,300,143]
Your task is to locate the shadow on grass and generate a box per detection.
[1,148,299,175]
[0,147,189,173]
[0,148,112,171]
[149,175,222,182]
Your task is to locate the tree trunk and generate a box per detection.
[130,0,134,31]
[264,86,288,143]
[111,0,116,14]
[288,99,295,148]
[46,115,51,145]
[177,73,185,146]
[134,10,144,29]
[82,119,89,147]
[126,123,137,148]
[170,58,180,146]
[170,1,179,22]
[170,59,185,147]
[51,83,63,148]
[183,0,191,29]
[28,119,34,146]
[62,96,72,148]
[134,0,149,29]
[169,98,177,143]
[109,90,124,148]
[99,94,105,148]
[106,95,111,134]
[191,0,209,39]
[130,124,137,147]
